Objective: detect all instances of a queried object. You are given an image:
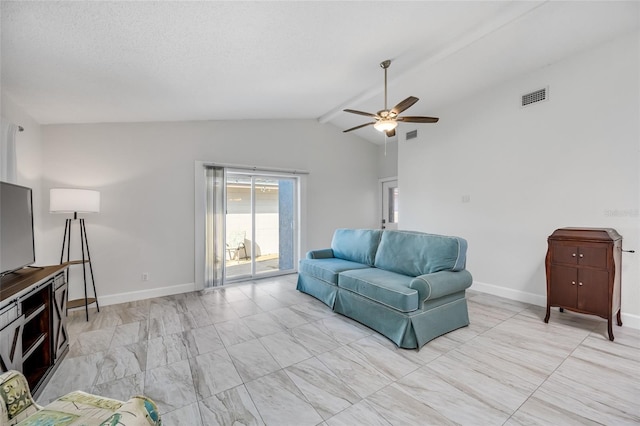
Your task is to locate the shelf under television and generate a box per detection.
[67,297,97,309]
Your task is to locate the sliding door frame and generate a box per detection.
[195,161,307,290]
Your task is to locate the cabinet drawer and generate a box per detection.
[551,243,608,269]
[551,245,579,264]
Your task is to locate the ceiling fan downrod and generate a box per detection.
[380,60,391,112]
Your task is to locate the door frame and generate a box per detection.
[379,176,398,230]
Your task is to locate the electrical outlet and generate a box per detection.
[142,273,149,281]
[462,195,471,203]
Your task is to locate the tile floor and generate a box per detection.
[38,274,640,425]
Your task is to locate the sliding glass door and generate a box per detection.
[225,172,297,282]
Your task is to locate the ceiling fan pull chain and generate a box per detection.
[384,133,387,156]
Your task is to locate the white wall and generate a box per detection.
[378,138,398,179]
[400,32,640,326]
[39,119,379,303]
[0,95,45,261]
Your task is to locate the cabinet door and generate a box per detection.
[577,246,608,269]
[552,244,579,265]
[0,316,24,372]
[577,269,609,316]
[52,281,69,359]
[549,265,578,308]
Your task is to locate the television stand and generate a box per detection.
[0,264,69,397]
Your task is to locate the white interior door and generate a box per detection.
[381,179,398,230]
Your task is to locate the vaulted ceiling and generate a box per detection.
[1,1,638,144]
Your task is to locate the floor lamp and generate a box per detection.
[50,188,100,321]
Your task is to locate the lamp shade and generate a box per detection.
[50,188,100,213]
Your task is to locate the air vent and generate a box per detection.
[521,87,548,107]
[406,130,418,140]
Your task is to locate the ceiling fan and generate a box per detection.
[343,60,439,137]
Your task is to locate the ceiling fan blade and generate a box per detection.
[385,128,396,137]
[398,116,439,123]
[343,109,379,119]
[343,122,376,133]
[390,96,419,115]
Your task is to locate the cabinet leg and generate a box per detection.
[544,305,550,323]
[617,310,623,326]
[559,307,564,313]
[607,319,614,341]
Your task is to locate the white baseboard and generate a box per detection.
[470,280,640,330]
[97,282,197,307]
[619,312,640,330]
[470,281,546,307]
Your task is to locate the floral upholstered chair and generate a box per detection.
[0,370,162,426]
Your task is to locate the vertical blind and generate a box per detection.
[205,166,225,288]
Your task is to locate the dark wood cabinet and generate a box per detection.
[52,273,69,361]
[545,228,622,340]
[21,284,53,388]
[0,264,69,396]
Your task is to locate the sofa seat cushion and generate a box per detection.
[338,268,419,313]
[299,258,372,285]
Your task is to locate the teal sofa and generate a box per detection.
[297,229,472,349]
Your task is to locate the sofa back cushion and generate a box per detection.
[331,229,382,266]
[374,230,467,276]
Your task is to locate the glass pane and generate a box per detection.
[388,187,399,223]
[254,177,277,275]
[254,177,295,275]
[225,174,252,279]
[277,179,295,271]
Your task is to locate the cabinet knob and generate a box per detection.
[571,281,576,285]
[579,254,584,258]
[579,282,583,286]
[572,253,576,257]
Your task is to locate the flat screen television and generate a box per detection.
[0,181,36,277]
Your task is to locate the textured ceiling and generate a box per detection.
[1,1,638,144]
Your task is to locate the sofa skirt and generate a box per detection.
[296,273,338,308]
[333,288,470,349]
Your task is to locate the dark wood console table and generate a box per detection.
[0,264,69,397]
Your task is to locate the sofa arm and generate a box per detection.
[306,248,334,259]
[99,395,162,426]
[410,270,473,303]
[0,370,41,426]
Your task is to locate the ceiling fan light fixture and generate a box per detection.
[374,119,398,132]
[342,60,438,135]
